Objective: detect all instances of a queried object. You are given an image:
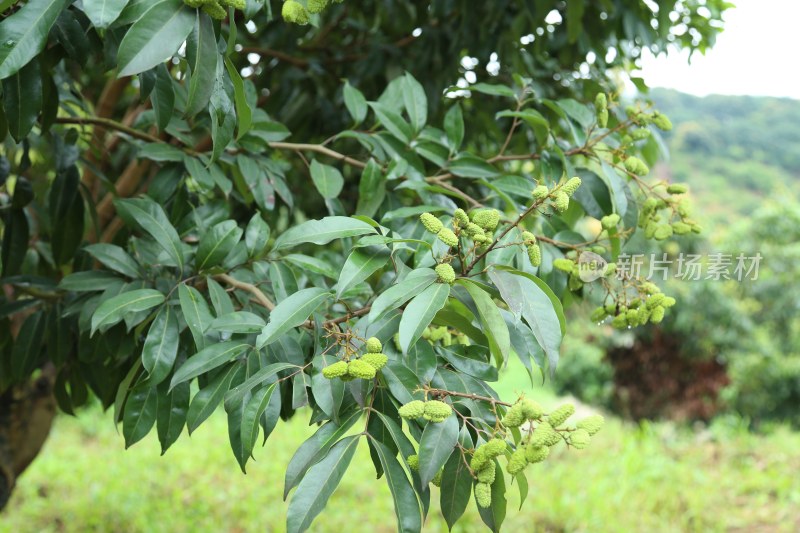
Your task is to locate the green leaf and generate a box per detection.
[335,245,390,299]
[208,311,266,334]
[343,81,367,124]
[496,109,550,146]
[156,380,189,454]
[440,434,474,529]
[141,305,179,385]
[115,198,184,270]
[287,435,360,533]
[489,270,564,373]
[151,63,175,132]
[355,159,386,219]
[85,244,141,278]
[439,344,498,381]
[369,102,413,144]
[369,438,423,533]
[207,277,234,316]
[187,362,241,433]
[123,383,158,448]
[256,288,330,348]
[240,383,278,462]
[0,0,69,80]
[2,59,42,142]
[284,411,362,499]
[209,59,235,163]
[244,213,270,257]
[566,1,586,43]
[477,463,507,532]
[91,288,165,335]
[398,283,450,353]
[184,11,217,118]
[444,103,464,152]
[448,154,500,179]
[81,0,130,29]
[170,341,250,389]
[469,83,516,99]
[59,271,122,291]
[418,414,458,486]
[272,216,375,250]
[224,362,296,412]
[309,160,344,199]
[49,166,85,266]
[116,0,195,77]
[10,310,45,380]
[402,72,427,132]
[138,143,184,162]
[178,284,214,350]
[458,279,511,365]
[225,58,253,139]
[196,220,242,271]
[1,209,28,277]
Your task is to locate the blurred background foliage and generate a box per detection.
[557,89,800,430]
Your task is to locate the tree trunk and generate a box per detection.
[0,367,56,510]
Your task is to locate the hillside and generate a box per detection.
[649,89,800,227]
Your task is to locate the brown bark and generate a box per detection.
[0,367,57,511]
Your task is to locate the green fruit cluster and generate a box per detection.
[539,176,581,213]
[624,156,649,176]
[500,398,544,427]
[471,209,500,232]
[321,337,387,381]
[591,289,676,328]
[600,213,620,230]
[184,0,244,20]
[521,231,542,267]
[420,326,469,347]
[470,438,506,507]
[398,399,453,423]
[406,455,443,486]
[638,191,702,241]
[470,438,507,472]
[419,213,460,248]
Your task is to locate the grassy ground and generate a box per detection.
[3,365,800,532]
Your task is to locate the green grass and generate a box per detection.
[3,367,800,532]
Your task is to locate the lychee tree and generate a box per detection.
[0,0,728,529]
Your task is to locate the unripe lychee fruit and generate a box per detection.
[437,228,459,247]
[360,352,388,371]
[281,0,309,24]
[435,263,456,285]
[398,400,426,419]
[307,0,328,14]
[365,337,382,353]
[420,212,444,234]
[321,360,348,379]
[423,400,453,422]
[347,359,376,380]
[548,404,575,427]
[475,482,492,508]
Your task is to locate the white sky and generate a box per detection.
[636,0,800,99]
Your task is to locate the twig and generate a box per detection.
[424,386,512,407]
[215,273,276,311]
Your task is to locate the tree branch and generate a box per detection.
[214,274,276,311]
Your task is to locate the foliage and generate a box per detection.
[0,0,728,530]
